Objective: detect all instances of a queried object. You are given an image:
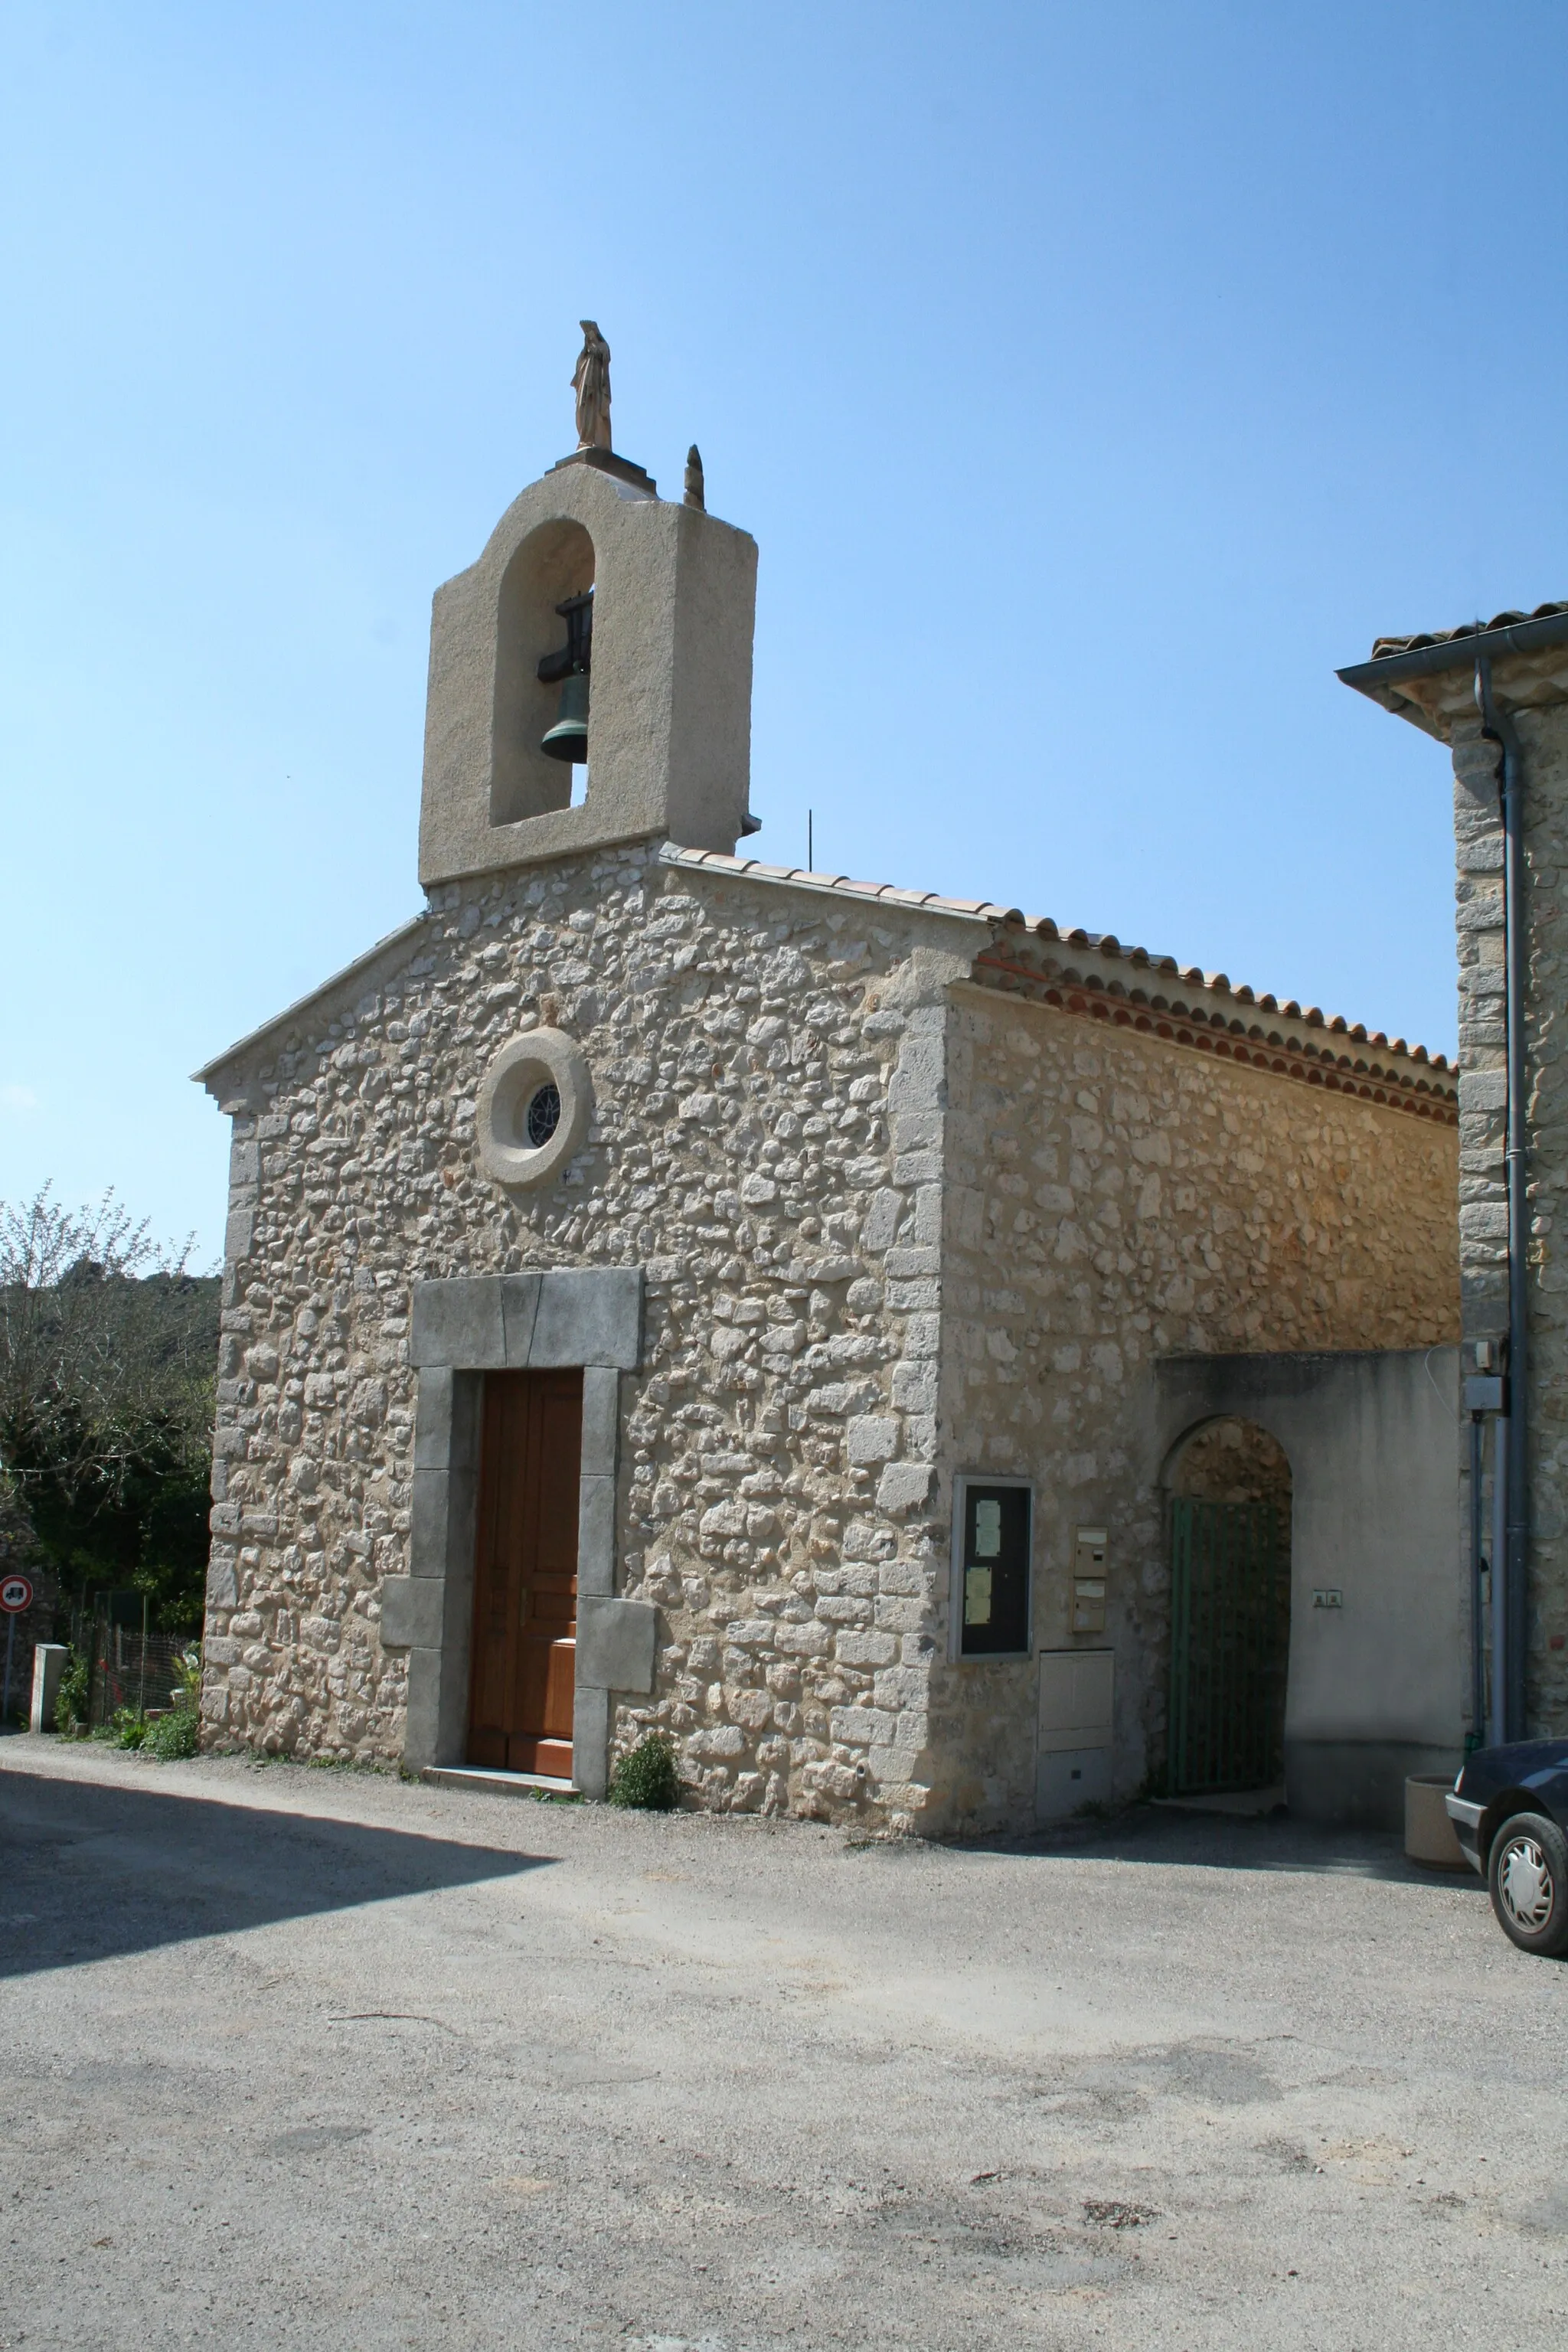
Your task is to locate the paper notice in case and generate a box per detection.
[974,1498,1002,1557]
[965,1566,993,1625]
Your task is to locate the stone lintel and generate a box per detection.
[410,1269,642,1373]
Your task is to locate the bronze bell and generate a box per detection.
[537,589,593,763]
[541,669,590,763]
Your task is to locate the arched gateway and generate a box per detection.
[1152,1351,1462,1827]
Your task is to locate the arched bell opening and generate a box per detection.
[1161,1417,1293,1801]
[490,518,595,828]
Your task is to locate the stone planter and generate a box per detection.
[1405,1772,1466,1868]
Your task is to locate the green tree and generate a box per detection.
[0,1188,220,1630]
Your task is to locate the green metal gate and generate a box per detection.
[1168,1499,1290,1795]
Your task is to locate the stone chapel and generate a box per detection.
[196,385,1462,1834]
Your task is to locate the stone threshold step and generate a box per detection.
[422,1766,579,1798]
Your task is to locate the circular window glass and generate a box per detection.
[524,1082,561,1148]
[477,1028,590,1189]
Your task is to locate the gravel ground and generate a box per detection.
[3,1734,1566,2350]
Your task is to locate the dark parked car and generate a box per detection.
[1447,1740,1568,1956]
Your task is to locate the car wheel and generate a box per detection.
[1488,1812,1568,1956]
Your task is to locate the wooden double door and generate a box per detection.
[467,1369,582,1778]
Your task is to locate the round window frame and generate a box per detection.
[475,1028,593,1188]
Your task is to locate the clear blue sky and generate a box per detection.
[4,2,1565,1262]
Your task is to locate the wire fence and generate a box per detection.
[67,1594,197,1729]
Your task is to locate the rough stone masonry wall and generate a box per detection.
[1453,717,1511,1344]
[1455,703,1568,1732]
[927,985,1460,1833]
[203,839,975,1828]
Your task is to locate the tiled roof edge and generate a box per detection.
[660,843,1017,925]
[1368,601,1568,661]
[661,844,1452,1080]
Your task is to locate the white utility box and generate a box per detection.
[1037,1648,1115,1821]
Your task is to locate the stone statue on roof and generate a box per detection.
[571,321,612,452]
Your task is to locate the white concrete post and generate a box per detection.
[31,1643,68,1733]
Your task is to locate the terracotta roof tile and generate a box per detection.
[1370,601,1568,659]
[659,843,1452,1080]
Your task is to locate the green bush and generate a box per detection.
[92,1705,147,1749]
[606,1731,679,1811]
[53,1648,89,1734]
[143,1706,200,1760]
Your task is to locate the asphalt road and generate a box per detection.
[2,1735,1566,2350]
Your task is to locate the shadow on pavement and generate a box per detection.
[956,1803,1491,1889]
[0,1769,554,1979]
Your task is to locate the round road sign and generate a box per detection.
[1,1574,34,1613]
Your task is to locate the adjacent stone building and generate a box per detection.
[1341,607,1568,1746]
[196,432,1461,1833]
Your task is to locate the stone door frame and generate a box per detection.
[380,1267,654,1795]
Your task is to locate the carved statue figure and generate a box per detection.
[571,322,612,451]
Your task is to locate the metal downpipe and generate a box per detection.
[1468,1411,1487,1744]
[1492,1414,1509,1741]
[1477,655,1529,1740]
